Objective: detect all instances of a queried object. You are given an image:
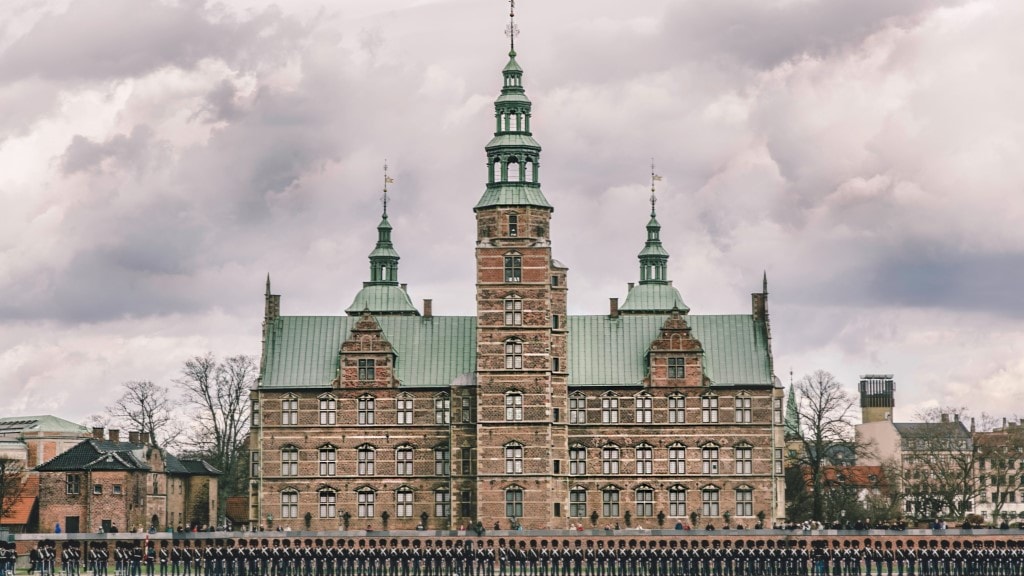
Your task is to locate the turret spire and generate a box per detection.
[650,159,662,218]
[785,377,801,440]
[382,159,393,217]
[506,0,519,55]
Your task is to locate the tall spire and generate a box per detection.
[475,1,550,211]
[382,159,393,217]
[785,373,801,440]
[369,161,399,285]
[638,163,669,285]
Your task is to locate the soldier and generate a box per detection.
[159,543,169,576]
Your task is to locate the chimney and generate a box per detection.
[128,431,140,444]
[954,413,960,422]
[1004,417,1008,429]
[609,298,619,319]
[423,299,433,319]
[401,283,408,293]
[940,413,949,423]
[971,417,976,433]
[141,432,151,446]
[92,427,104,440]
[109,429,120,443]
[627,282,635,291]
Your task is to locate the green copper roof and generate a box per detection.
[785,384,801,440]
[503,53,523,73]
[261,312,771,390]
[368,245,400,259]
[475,184,552,210]
[261,316,476,389]
[619,283,690,314]
[638,243,670,258]
[0,415,88,435]
[345,285,419,316]
[486,133,541,149]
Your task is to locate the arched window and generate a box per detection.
[505,392,524,421]
[504,252,522,283]
[319,445,336,476]
[357,488,375,518]
[735,444,753,475]
[507,158,520,182]
[504,295,522,326]
[668,443,686,475]
[434,393,450,424]
[318,394,336,425]
[635,393,652,423]
[396,487,414,518]
[280,490,298,519]
[524,160,534,182]
[505,443,524,474]
[396,393,413,425]
[318,489,336,518]
[434,489,450,518]
[569,487,587,518]
[505,486,524,518]
[357,445,375,476]
[396,445,414,476]
[736,486,754,517]
[701,444,720,475]
[569,445,586,476]
[669,486,687,517]
[602,487,620,517]
[702,487,720,517]
[569,392,587,424]
[602,444,620,474]
[504,339,523,370]
[601,393,619,424]
[281,394,298,425]
[668,394,686,424]
[635,444,653,475]
[635,486,654,517]
[281,446,298,476]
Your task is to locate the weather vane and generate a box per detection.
[650,159,662,216]
[505,0,519,53]
[382,160,394,216]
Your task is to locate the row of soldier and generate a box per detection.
[10,537,1024,576]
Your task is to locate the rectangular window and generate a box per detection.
[669,446,685,474]
[635,395,652,423]
[552,314,560,329]
[357,449,375,476]
[554,502,561,517]
[281,398,298,425]
[250,451,260,476]
[319,491,336,518]
[505,340,523,369]
[319,447,336,476]
[775,448,783,475]
[504,255,522,282]
[397,396,413,425]
[601,396,619,424]
[358,397,375,425]
[508,214,518,237]
[553,407,560,422]
[357,491,374,518]
[551,275,559,287]
[251,399,260,426]
[669,396,685,424]
[319,397,336,425]
[553,460,560,474]
[702,446,719,475]
[736,490,753,517]
[460,490,473,518]
[435,396,450,424]
[462,396,472,423]
[396,448,414,476]
[281,492,298,519]
[734,396,752,423]
[553,357,560,372]
[635,489,654,517]
[505,394,523,421]
[668,357,685,379]
[112,485,122,495]
[570,447,586,476]
[505,445,524,474]
[702,490,719,517]
[461,447,474,475]
[635,446,653,475]
[735,446,753,475]
[396,491,413,518]
[358,359,376,381]
[570,490,586,518]
[434,491,451,517]
[701,396,719,423]
[602,490,619,517]
[602,447,620,474]
[773,398,783,425]
[570,395,586,424]
[506,490,524,518]
[435,447,450,476]
[281,450,298,476]
[669,489,686,517]
[93,484,103,495]
[504,298,523,326]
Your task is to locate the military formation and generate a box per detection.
[6,537,1024,576]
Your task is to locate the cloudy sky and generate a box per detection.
[1,0,1022,426]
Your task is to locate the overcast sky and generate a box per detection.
[1,0,1022,427]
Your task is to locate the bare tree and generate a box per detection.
[100,380,182,449]
[788,370,869,522]
[177,353,257,514]
[0,457,27,521]
[899,407,976,522]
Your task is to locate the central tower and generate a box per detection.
[467,5,569,528]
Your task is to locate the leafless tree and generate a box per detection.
[99,380,182,449]
[788,369,870,522]
[0,457,27,521]
[899,407,977,522]
[177,353,257,512]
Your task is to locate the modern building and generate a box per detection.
[34,428,220,533]
[249,23,784,531]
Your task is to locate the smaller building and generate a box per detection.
[34,428,220,533]
[973,419,1024,524]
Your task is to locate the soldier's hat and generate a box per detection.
[906,541,915,548]
[325,539,334,547]
[679,541,688,549]
[766,541,775,549]
[885,541,892,549]
[799,540,806,548]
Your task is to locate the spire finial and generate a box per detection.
[265,273,271,296]
[382,159,394,217]
[650,159,662,217]
[505,0,519,55]
[763,270,768,294]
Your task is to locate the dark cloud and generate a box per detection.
[61,125,157,174]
